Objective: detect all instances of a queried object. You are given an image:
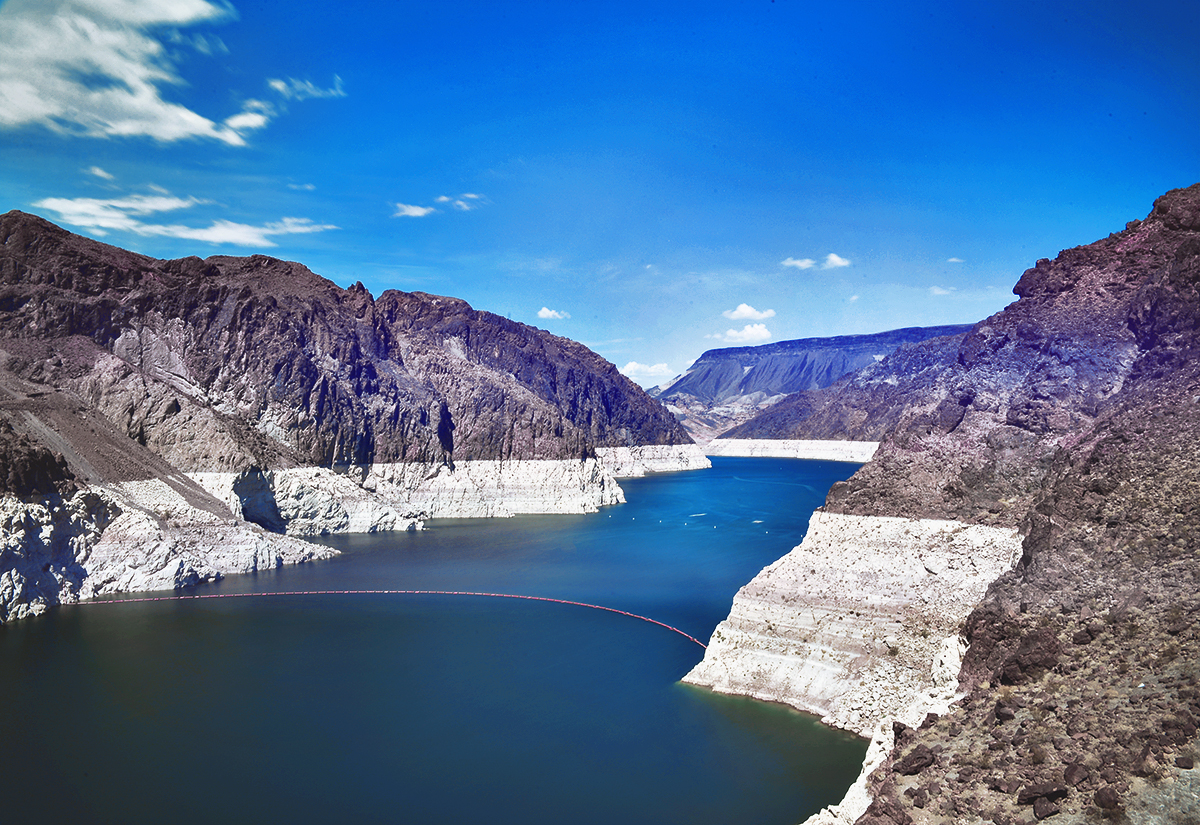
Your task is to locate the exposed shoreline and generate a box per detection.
[0,446,711,620]
[704,438,879,463]
[683,511,1022,824]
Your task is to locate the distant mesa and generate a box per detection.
[652,324,973,444]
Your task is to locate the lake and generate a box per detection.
[0,457,867,824]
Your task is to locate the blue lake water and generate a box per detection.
[0,457,867,824]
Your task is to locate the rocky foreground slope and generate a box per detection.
[686,184,1200,824]
[0,211,706,620]
[652,325,972,443]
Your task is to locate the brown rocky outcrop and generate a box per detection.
[829,187,1200,822]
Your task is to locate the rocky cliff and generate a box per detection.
[0,211,705,619]
[654,325,972,443]
[687,184,1200,824]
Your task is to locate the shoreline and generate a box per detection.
[684,510,1023,824]
[704,438,879,463]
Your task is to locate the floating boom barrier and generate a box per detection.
[78,588,708,649]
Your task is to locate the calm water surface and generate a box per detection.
[0,458,866,824]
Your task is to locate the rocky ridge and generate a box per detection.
[0,211,704,619]
[652,325,973,443]
[689,184,1200,824]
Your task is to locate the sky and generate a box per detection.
[1,0,1196,387]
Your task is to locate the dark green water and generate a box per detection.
[0,458,867,824]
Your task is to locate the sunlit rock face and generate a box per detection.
[690,184,1200,824]
[0,210,698,619]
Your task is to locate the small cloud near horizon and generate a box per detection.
[929,286,956,295]
[722,303,775,321]
[537,307,570,320]
[620,361,672,379]
[707,323,772,344]
[947,257,965,263]
[782,257,815,269]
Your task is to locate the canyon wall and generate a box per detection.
[0,211,700,619]
[690,184,1200,824]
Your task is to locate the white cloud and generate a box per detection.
[537,307,570,320]
[0,0,265,145]
[267,76,346,101]
[822,253,851,269]
[86,166,115,180]
[400,193,488,216]
[929,286,956,295]
[620,361,672,379]
[707,323,772,344]
[223,99,274,133]
[947,257,965,263]
[849,295,859,302]
[288,183,316,191]
[33,193,337,247]
[722,303,775,321]
[393,203,437,218]
[440,193,486,211]
[0,1,342,146]
[782,257,816,269]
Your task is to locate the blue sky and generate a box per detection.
[1,0,1196,386]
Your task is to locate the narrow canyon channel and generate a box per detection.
[0,457,867,825]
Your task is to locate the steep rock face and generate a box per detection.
[688,184,1200,824]
[652,326,972,443]
[0,211,701,620]
[0,211,692,471]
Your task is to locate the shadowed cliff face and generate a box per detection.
[837,186,1200,823]
[0,211,691,478]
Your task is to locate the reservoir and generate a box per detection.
[0,457,867,824]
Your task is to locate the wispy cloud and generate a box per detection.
[268,76,347,101]
[537,307,570,320]
[722,303,775,321]
[707,323,772,344]
[86,166,115,181]
[395,193,488,218]
[823,253,851,269]
[929,285,956,295]
[0,0,342,146]
[781,257,816,269]
[849,294,859,302]
[289,183,317,191]
[436,193,486,211]
[620,361,672,379]
[947,257,965,263]
[33,193,337,248]
[0,0,254,144]
[394,203,437,218]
